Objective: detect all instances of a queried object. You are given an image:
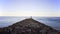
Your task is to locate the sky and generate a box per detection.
[0,0,60,17]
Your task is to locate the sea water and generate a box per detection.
[0,16,60,30]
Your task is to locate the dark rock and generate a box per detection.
[0,18,60,34]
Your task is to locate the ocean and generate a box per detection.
[0,16,60,30]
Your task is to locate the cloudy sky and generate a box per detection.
[0,0,60,17]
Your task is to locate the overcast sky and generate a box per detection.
[0,0,60,17]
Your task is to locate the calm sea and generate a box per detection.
[0,16,60,30]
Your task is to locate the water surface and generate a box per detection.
[0,16,60,30]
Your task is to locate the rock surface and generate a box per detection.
[0,18,60,34]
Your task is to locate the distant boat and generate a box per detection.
[0,18,60,34]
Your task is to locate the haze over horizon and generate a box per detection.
[0,0,60,17]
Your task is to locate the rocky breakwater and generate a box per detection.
[0,18,60,34]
